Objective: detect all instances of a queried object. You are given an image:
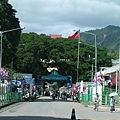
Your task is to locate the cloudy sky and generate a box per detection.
[9,0,120,38]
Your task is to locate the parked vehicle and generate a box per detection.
[22,91,32,102]
[61,92,67,100]
[59,86,70,98]
[52,93,56,100]
[72,92,79,102]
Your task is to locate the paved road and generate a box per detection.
[0,96,120,120]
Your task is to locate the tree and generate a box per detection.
[16,33,112,83]
[0,0,21,69]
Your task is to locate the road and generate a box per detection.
[0,96,120,120]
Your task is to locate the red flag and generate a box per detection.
[68,29,80,40]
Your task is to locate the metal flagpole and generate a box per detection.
[118,42,120,94]
[116,70,118,92]
[77,35,81,82]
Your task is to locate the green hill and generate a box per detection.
[81,25,120,59]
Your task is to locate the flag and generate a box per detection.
[68,29,80,40]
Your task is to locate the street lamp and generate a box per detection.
[84,32,97,93]
[0,27,25,80]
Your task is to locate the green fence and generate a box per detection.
[0,92,19,107]
[78,87,120,107]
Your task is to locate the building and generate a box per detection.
[103,64,120,88]
[49,34,62,38]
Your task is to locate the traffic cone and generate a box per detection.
[71,108,76,120]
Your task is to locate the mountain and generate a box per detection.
[81,25,120,59]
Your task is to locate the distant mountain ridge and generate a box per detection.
[81,25,120,50]
[81,25,120,59]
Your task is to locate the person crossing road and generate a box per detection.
[94,93,100,111]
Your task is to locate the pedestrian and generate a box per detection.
[57,91,60,99]
[94,93,100,111]
[110,96,115,112]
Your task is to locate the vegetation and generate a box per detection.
[0,0,116,84]
[15,33,112,83]
[81,25,120,59]
[0,0,21,70]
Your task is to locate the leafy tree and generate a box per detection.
[0,0,21,69]
[16,33,112,83]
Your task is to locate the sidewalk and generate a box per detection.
[81,102,120,111]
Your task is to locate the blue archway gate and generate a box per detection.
[37,70,72,96]
[42,70,68,81]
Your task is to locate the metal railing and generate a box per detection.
[0,92,19,107]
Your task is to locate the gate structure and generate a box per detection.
[37,70,72,96]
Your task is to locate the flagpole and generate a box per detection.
[77,35,81,82]
[118,42,120,94]
[116,70,118,92]
[68,29,80,82]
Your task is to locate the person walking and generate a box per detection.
[110,96,115,112]
[94,93,100,111]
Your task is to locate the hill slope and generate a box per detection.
[81,25,120,59]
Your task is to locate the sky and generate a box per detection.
[9,0,120,38]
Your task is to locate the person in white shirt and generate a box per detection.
[94,93,100,111]
[110,96,115,112]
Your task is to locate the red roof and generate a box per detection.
[49,34,62,38]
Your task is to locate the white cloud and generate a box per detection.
[9,0,120,38]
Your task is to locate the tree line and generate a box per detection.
[15,32,113,83]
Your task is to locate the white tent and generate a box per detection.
[103,64,119,75]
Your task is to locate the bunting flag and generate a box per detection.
[93,75,97,83]
[109,74,113,86]
[92,70,105,83]
[83,85,88,92]
[68,29,80,40]
[0,67,10,77]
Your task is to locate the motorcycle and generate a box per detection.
[72,93,79,102]
[52,93,56,100]
[61,92,67,100]
[23,92,32,102]
[72,95,77,101]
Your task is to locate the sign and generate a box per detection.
[41,76,68,80]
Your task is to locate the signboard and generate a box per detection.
[41,76,68,81]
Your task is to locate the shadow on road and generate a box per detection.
[34,97,73,103]
[0,116,70,120]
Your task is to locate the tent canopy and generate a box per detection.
[103,64,119,75]
[41,70,71,81]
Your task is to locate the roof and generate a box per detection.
[49,34,62,38]
[103,64,119,75]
